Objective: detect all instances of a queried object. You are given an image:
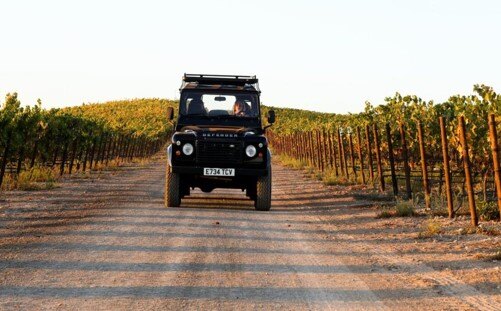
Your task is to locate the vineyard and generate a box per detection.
[1,87,500,309]
[2,86,501,223]
[0,95,175,190]
[268,84,501,225]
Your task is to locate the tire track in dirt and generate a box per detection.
[0,159,499,310]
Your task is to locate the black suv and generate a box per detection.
[165,74,275,211]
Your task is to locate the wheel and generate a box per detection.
[165,165,181,207]
[255,167,272,211]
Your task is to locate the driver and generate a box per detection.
[233,100,249,116]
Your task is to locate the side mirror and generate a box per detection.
[267,110,275,124]
[167,107,174,121]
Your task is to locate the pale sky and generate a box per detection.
[1,0,500,113]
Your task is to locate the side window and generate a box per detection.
[242,99,256,116]
[184,98,193,115]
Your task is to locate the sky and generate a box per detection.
[0,0,500,113]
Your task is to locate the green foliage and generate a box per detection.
[0,95,174,188]
[375,200,416,218]
[394,200,417,217]
[268,84,501,185]
[477,200,500,221]
[64,98,177,139]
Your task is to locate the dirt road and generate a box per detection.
[0,159,499,310]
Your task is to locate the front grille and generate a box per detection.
[196,140,243,165]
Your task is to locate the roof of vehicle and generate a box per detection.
[180,73,260,93]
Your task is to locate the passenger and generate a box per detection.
[233,100,249,116]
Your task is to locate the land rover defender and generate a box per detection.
[165,74,275,211]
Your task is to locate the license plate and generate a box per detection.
[203,168,235,176]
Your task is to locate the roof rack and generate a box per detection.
[183,73,258,85]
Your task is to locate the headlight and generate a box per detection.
[245,145,257,157]
[182,143,194,156]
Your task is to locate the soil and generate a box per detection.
[0,157,499,310]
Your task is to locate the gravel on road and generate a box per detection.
[0,159,499,310]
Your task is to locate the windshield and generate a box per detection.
[180,91,259,118]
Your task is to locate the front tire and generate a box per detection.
[255,167,272,211]
[165,165,181,207]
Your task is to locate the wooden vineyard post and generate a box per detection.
[439,116,454,218]
[348,132,357,180]
[331,130,339,176]
[318,130,325,172]
[340,130,349,179]
[324,129,332,170]
[308,131,317,167]
[99,136,107,166]
[302,133,308,164]
[82,143,90,172]
[89,137,98,169]
[337,128,345,177]
[386,124,397,192]
[51,145,59,168]
[322,131,327,171]
[105,136,115,165]
[326,130,334,170]
[60,141,69,176]
[458,116,478,226]
[399,123,412,199]
[300,133,306,163]
[29,138,39,169]
[299,133,304,162]
[304,132,311,166]
[488,114,501,221]
[315,131,322,170]
[16,133,26,175]
[99,133,108,164]
[417,122,431,210]
[0,131,12,188]
[68,138,78,174]
[294,134,298,160]
[386,123,398,196]
[356,127,366,184]
[373,124,385,192]
[365,125,374,182]
[294,133,298,158]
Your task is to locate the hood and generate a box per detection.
[179,125,258,138]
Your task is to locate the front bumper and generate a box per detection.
[172,166,268,176]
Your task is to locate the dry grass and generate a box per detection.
[277,155,359,186]
[375,200,417,218]
[277,156,307,170]
[395,200,417,217]
[418,219,443,238]
[1,167,58,191]
[429,194,450,216]
[0,156,149,191]
[322,171,354,186]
